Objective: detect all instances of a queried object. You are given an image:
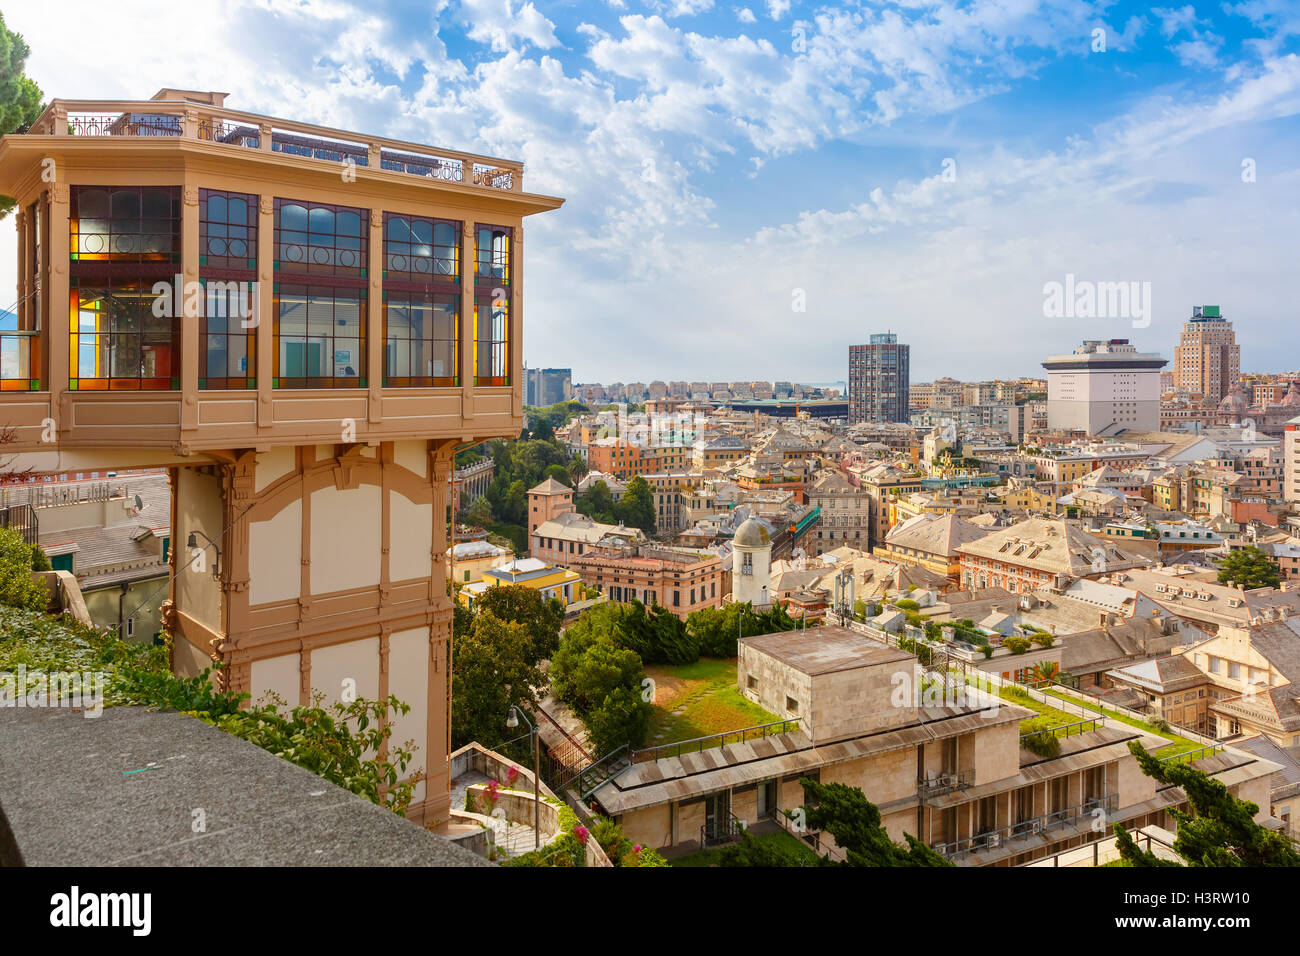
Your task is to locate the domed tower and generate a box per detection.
[1217,384,1249,424]
[731,517,773,608]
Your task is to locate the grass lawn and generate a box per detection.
[965,675,1209,761]
[669,829,820,867]
[1036,686,1208,760]
[643,658,780,751]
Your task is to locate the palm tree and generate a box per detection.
[1033,661,1060,685]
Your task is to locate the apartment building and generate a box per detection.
[569,544,723,619]
[0,87,563,827]
[805,468,869,555]
[956,518,1150,593]
[1175,306,1240,407]
[849,333,910,424]
[878,512,991,582]
[530,511,644,565]
[587,626,1280,864]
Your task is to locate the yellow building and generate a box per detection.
[459,557,581,611]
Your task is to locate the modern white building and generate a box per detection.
[1042,339,1167,435]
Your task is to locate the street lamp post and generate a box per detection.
[506,706,541,850]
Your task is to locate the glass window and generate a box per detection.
[384,292,457,387]
[70,186,180,263]
[475,224,511,285]
[200,189,257,271]
[385,214,458,280]
[273,285,365,389]
[199,281,257,389]
[275,199,366,278]
[473,294,508,386]
[69,282,179,390]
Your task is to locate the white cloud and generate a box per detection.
[737,7,757,24]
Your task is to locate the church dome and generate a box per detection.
[1281,381,1300,407]
[1218,386,1248,418]
[733,517,771,548]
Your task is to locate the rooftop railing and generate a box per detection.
[630,717,802,764]
[27,99,524,194]
[933,794,1118,861]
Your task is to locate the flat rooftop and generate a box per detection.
[739,626,912,676]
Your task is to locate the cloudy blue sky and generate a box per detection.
[5,0,1299,384]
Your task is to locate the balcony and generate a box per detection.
[932,794,1118,862]
[31,98,527,194]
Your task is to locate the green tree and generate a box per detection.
[549,604,652,753]
[472,584,564,665]
[0,527,47,610]
[1113,741,1300,867]
[543,463,572,487]
[686,601,798,658]
[575,479,617,524]
[450,612,544,753]
[464,496,493,527]
[798,778,952,867]
[616,475,656,533]
[713,829,821,867]
[0,14,43,218]
[1217,546,1281,590]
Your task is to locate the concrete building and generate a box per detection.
[523,366,572,407]
[1175,306,1240,407]
[0,87,563,827]
[1042,339,1167,435]
[586,626,1281,863]
[849,332,910,424]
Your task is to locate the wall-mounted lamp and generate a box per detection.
[186,530,222,580]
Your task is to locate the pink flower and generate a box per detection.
[506,766,520,786]
[573,824,589,845]
[633,844,642,852]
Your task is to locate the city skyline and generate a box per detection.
[2,2,1299,382]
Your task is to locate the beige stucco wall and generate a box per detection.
[388,626,431,806]
[174,467,223,633]
[393,440,428,480]
[389,492,433,583]
[254,445,296,493]
[310,483,381,593]
[310,636,380,706]
[173,629,215,679]
[248,499,301,606]
[250,650,301,708]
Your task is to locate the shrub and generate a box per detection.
[0,527,49,611]
[1020,718,1061,758]
[896,599,920,612]
[1030,631,1054,648]
[1002,635,1030,654]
